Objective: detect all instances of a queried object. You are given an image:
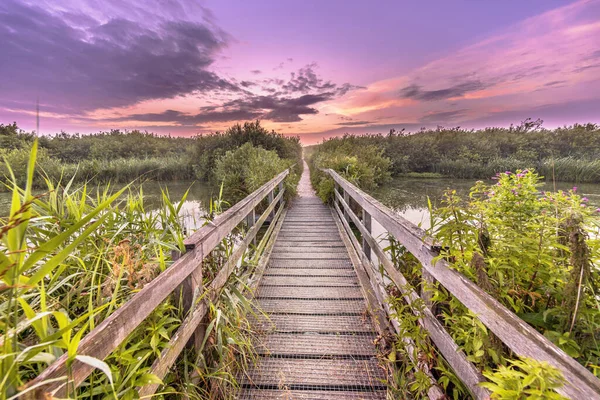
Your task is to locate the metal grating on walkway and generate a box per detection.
[239,162,387,399]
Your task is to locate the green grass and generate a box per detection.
[0,141,260,399]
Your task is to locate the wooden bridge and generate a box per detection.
[27,162,600,399]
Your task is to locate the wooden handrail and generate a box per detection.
[324,168,600,399]
[26,169,290,398]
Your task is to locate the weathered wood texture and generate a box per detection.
[26,169,290,398]
[241,162,387,399]
[335,188,489,399]
[325,168,600,399]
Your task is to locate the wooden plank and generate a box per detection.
[273,242,345,248]
[262,268,356,277]
[28,170,291,396]
[278,232,341,238]
[247,206,288,293]
[257,299,366,314]
[362,209,372,261]
[271,247,349,255]
[268,259,353,269]
[238,389,386,399]
[335,188,488,399]
[272,238,343,244]
[269,253,349,260]
[255,286,364,299]
[254,333,377,356]
[259,276,359,286]
[331,203,392,338]
[183,169,289,250]
[240,358,386,388]
[27,248,203,396]
[328,168,600,399]
[249,314,375,333]
[138,189,286,397]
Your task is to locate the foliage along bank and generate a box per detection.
[307,121,600,193]
[0,121,302,197]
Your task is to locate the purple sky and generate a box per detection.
[1,0,599,143]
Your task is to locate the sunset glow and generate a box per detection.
[1,0,599,143]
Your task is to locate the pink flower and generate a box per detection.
[596,208,600,213]
[573,186,578,192]
[582,197,589,202]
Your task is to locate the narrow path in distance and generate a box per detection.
[239,160,387,399]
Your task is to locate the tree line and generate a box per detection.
[0,121,302,192]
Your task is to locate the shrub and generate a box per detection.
[213,143,296,203]
[307,135,391,202]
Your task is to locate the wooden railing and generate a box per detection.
[26,169,290,398]
[324,168,600,400]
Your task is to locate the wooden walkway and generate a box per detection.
[239,164,387,399]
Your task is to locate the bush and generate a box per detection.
[194,121,301,181]
[431,169,600,372]
[307,134,391,202]
[213,143,296,203]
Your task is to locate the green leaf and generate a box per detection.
[75,355,114,387]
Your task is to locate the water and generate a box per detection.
[370,178,600,230]
[0,180,218,232]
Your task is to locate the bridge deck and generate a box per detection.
[239,164,387,399]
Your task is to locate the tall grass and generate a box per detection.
[0,141,260,399]
[0,148,195,190]
[433,156,600,183]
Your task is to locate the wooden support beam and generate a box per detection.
[137,188,285,397]
[327,168,600,399]
[26,169,290,398]
[334,189,488,399]
[362,208,372,261]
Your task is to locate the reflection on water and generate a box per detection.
[0,180,218,232]
[370,178,600,231]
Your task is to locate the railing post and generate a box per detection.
[422,270,434,311]
[173,250,204,351]
[246,208,256,246]
[268,188,275,219]
[343,189,351,224]
[278,181,284,209]
[362,209,372,261]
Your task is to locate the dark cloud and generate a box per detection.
[135,65,361,124]
[250,70,262,74]
[335,120,372,126]
[573,64,600,73]
[585,50,600,60]
[111,109,262,125]
[0,0,237,113]
[282,64,335,93]
[400,80,485,101]
[543,80,566,87]
[419,110,468,123]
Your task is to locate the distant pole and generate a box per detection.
[36,97,40,136]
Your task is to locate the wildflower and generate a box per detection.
[505,171,512,174]
[582,197,588,202]
[596,208,600,213]
[573,186,578,192]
